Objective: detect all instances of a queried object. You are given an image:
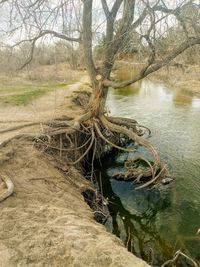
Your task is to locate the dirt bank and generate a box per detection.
[0,142,150,267]
[0,77,150,266]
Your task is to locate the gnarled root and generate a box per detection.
[0,175,14,202]
[107,116,151,137]
[100,115,163,187]
[0,111,166,189]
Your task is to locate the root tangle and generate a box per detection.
[0,111,168,195]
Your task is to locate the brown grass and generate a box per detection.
[0,63,85,105]
[151,64,200,96]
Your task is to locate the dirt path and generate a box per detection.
[0,77,89,144]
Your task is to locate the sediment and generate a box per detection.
[0,142,150,267]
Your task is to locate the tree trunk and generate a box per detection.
[88,82,108,117]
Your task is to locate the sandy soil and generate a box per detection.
[0,77,150,266]
[0,77,89,144]
[0,143,150,267]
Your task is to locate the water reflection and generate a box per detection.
[97,157,175,265]
[114,66,143,81]
[173,89,193,106]
[100,79,200,265]
[114,83,141,97]
[192,97,200,108]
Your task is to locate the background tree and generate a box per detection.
[0,0,200,187]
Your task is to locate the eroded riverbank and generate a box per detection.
[0,140,151,267]
[0,77,151,267]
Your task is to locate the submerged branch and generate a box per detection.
[161,250,199,267]
[0,175,14,202]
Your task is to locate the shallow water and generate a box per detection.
[99,80,200,265]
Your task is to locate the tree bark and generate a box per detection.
[82,0,97,84]
[88,81,108,117]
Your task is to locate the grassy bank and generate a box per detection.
[0,83,70,105]
[0,63,84,105]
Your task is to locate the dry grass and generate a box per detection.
[151,64,200,96]
[0,63,85,105]
[113,62,144,81]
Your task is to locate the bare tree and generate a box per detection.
[1,0,200,187]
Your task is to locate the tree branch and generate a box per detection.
[18,40,36,70]
[104,36,200,88]
[111,0,123,19]
[11,30,80,48]
[153,3,192,38]
[101,0,110,20]
[14,30,80,70]
[40,30,81,42]
[102,0,135,77]
[101,0,123,21]
[131,7,147,29]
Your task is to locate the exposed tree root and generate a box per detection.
[135,165,167,190]
[73,111,92,129]
[161,250,198,267]
[0,175,14,202]
[107,116,151,137]
[0,111,167,193]
[0,122,43,134]
[100,115,162,183]
[94,120,136,153]
[69,128,94,165]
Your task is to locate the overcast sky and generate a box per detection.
[0,0,199,46]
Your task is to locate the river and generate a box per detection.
[98,79,200,266]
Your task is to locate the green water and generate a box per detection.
[99,80,200,266]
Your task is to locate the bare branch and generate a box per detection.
[104,36,200,88]
[14,29,81,70]
[18,40,35,70]
[131,7,148,29]
[110,0,123,19]
[102,0,136,77]
[101,0,110,20]
[40,30,81,42]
